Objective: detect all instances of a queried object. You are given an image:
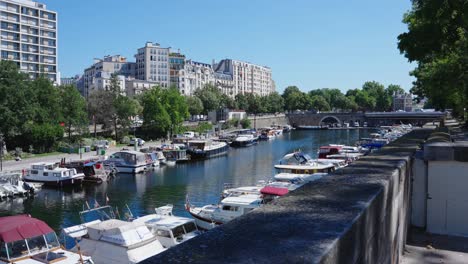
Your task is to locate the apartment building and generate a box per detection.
[169,52,185,91]
[125,78,159,97]
[0,0,57,82]
[214,72,234,96]
[393,92,413,112]
[135,42,169,87]
[181,60,214,96]
[82,55,135,98]
[213,59,274,97]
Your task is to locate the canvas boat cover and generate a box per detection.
[0,215,53,243]
[260,186,289,196]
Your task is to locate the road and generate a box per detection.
[0,141,162,172]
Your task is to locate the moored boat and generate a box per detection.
[23,162,84,186]
[230,134,258,147]
[104,151,147,174]
[0,215,93,264]
[186,140,229,160]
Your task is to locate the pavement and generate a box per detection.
[402,228,468,264]
[0,140,163,172]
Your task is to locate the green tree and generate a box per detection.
[193,84,222,113]
[59,85,88,141]
[397,0,467,115]
[240,118,251,129]
[141,87,171,138]
[354,90,376,112]
[282,86,308,111]
[362,81,387,111]
[163,87,189,136]
[265,92,285,113]
[220,94,237,109]
[87,90,116,135]
[114,96,142,140]
[310,95,331,112]
[235,94,249,111]
[186,96,204,116]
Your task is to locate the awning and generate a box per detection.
[0,215,54,243]
[260,186,289,196]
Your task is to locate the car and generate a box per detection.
[129,138,145,146]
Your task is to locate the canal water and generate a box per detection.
[0,129,375,233]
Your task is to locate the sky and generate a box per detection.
[42,0,415,93]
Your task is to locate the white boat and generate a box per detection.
[0,215,93,264]
[104,151,147,173]
[186,194,263,230]
[133,205,200,248]
[230,134,258,148]
[275,152,335,174]
[63,206,166,264]
[23,162,85,186]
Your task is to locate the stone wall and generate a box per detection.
[142,129,433,264]
[248,114,288,128]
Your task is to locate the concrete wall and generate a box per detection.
[142,129,433,264]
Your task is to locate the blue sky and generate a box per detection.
[43,0,414,93]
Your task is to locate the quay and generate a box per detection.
[142,122,468,264]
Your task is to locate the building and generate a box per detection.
[82,55,135,98]
[125,78,158,97]
[213,59,274,97]
[60,75,80,86]
[135,42,169,87]
[214,72,234,96]
[181,60,214,96]
[393,92,413,112]
[0,0,57,82]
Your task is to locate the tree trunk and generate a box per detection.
[114,117,118,142]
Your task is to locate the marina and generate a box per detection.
[0,129,379,232]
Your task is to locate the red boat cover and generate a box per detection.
[260,186,289,196]
[0,215,53,243]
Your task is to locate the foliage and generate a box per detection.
[114,95,142,140]
[59,85,88,141]
[397,0,467,115]
[87,90,115,131]
[186,96,204,116]
[194,122,213,134]
[193,84,222,113]
[240,118,251,129]
[141,87,171,138]
[25,123,63,153]
[228,118,240,128]
[163,87,189,136]
[310,95,331,112]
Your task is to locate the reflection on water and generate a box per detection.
[0,129,374,232]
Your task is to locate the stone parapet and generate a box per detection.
[142,129,433,264]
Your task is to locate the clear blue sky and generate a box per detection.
[43,0,414,93]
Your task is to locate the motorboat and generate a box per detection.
[230,134,258,148]
[186,194,263,230]
[221,182,265,199]
[258,128,276,140]
[23,162,84,186]
[0,215,93,264]
[275,152,336,174]
[133,205,200,248]
[282,125,293,133]
[82,161,113,184]
[63,206,166,264]
[162,144,189,163]
[186,140,229,160]
[104,151,147,174]
[145,153,160,168]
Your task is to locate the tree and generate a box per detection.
[362,81,387,111]
[310,95,331,112]
[114,96,142,140]
[220,94,237,109]
[186,96,204,116]
[163,87,189,137]
[354,90,376,112]
[87,90,116,135]
[265,92,285,113]
[59,85,88,141]
[235,94,249,111]
[193,84,222,113]
[397,0,467,115]
[282,86,308,111]
[141,87,171,138]
[240,118,251,129]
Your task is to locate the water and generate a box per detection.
[0,129,375,232]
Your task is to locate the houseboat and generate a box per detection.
[133,205,200,248]
[23,162,85,186]
[0,215,93,264]
[186,140,229,160]
[104,151,147,174]
[186,194,263,230]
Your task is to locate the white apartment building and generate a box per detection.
[393,92,413,112]
[125,78,158,97]
[0,0,57,82]
[213,59,274,97]
[214,72,234,96]
[135,42,169,87]
[83,55,135,98]
[180,60,214,96]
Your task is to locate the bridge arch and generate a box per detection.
[319,116,341,126]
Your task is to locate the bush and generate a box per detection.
[228,118,240,128]
[240,118,251,129]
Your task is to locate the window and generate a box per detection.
[31,170,38,174]
[26,235,46,254]
[156,229,171,238]
[53,173,60,177]
[7,240,28,259]
[43,172,48,176]
[222,205,238,212]
[0,242,8,260]
[44,232,59,248]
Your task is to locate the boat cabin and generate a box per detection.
[318,146,342,159]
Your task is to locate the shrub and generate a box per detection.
[240,118,251,129]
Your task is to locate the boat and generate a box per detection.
[295,125,328,130]
[186,194,263,230]
[186,140,229,160]
[162,144,189,163]
[63,206,166,264]
[230,134,258,147]
[317,145,342,159]
[282,125,293,133]
[132,205,200,248]
[275,152,336,174]
[145,153,160,168]
[0,215,93,264]
[104,151,147,174]
[221,182,265,199]
[258,128,276,140]
[23,162,85,186]
[81,161,115,184]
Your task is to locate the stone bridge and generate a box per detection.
[287,111,446,127]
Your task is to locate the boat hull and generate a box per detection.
[187,145,229,160]
[187,210,222,230]
[230,140,257,148]
[23,177,83,186]
[113,165,147,174]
